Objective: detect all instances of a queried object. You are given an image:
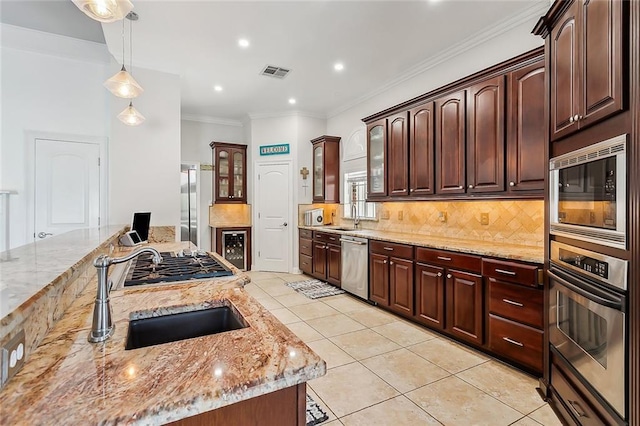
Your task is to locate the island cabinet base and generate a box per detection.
[168,383,306,426]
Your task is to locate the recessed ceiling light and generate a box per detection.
[334,63,344,71]
[288,98,296,105]
[238,38,250,48]
[214,85,223,92]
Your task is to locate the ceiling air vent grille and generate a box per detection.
[260,65,291,79]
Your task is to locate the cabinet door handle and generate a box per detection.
[437,256,452,261]
[495,268,517,276]
[502,337,524,347]
[446,273,452,279]
[383,260,387,264]
[509,181,515,187]
[457,186,464,189]
[468,184,474,189]
[390,261,394,266]
[383,247,394,251]
[569,116,574,123]
[437,272,442,277]
[502,298,524,307]
[578,115,583,120]
[574,114,580,122]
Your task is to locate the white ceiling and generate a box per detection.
[3,1,550,122]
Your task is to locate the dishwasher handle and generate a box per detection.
[340,239,367,245]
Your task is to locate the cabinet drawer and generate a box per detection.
[489,314,543,373]
[313,231,338,243]
[488,279,543,329]
[482,258,541,287]
[299,238,313,257]
[299,229,313,239]
[299,254,313,275]
[551,365,610,426]
[415,247,481,272]
[369,240,414,259]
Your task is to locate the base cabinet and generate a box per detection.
[308,231,341,287]
[168,383,306,426]
[445,269,484,345]
[389,258,414,316]
[414,263,445,329]
[370,253,390,306]
[369,241,414,311]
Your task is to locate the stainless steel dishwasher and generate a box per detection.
[340,235,369,300]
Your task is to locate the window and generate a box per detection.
[343,171,376,220]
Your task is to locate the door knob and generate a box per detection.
[569,116,574,123]
[447,274,452,279]
[282,222,288,227]
[574,114,580,121]
[390,261,394,266]
[468,184,474,189]
[509,181,515,187]
[38,232,53,239]
[437,272,442,277]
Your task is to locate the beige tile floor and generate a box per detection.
[245,271,562,426]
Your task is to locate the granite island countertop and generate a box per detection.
[0,242,326,425]
[299,226,543,264]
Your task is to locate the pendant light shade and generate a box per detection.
[72,0,133,23]
[118,102,145,126]
[104,65,143,98]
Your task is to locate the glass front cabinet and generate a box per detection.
[367,119,387,198]
[210,142,247,204]
[310,135,341,203]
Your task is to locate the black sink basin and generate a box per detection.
[125,306,247,350]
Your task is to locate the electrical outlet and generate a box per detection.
[381,210,390,220]
[438,211,447,222]
[398,211,404,220]
[1,329,25,388]
[481,213,489,225]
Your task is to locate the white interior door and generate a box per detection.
[255,162,291,272]
[34,139,100,240]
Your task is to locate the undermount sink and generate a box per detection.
[326,227,363,232]
[125,306,247,350]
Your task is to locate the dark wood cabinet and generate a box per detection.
[435,91,466,195]
[548,0,624,141]
[309,231,341,286]
[367,119,387,199]
[312,240,327,280]
[299,230,313,276]
[446,268,484,346]
[409,103,435,196]
[466,76,505,193]
[387,112,410,196]
[507,60,546,192]
[311,136,341,203]
[389,257,414,316]
[210,142,247,204]
[327,243,342,287]
[213,226,251,271]
[414,263,445,329]
[370,253,389,306]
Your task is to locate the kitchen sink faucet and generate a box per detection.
[88,247,163,343]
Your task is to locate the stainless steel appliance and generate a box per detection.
[180,164,198,246]
[221,230,248,271]
[304,208,324,226]
[549,134,627,249]
[340,235,368,299]
[549,240,627,418]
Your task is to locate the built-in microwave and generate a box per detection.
[549,134,627,249]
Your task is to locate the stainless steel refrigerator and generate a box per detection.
[180,164,198,246]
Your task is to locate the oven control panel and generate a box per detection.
[559,248,609,278]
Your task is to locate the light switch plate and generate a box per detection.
[1,329,26,388]
[438,211,447,222]
[481,213,489,225]
[398,211,403,220]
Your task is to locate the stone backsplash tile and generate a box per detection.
[209,204,252,226]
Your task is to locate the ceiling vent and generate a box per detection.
[260,65,290,79]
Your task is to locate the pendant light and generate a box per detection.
[105,12,143,99]
[72,0,133,23]
[118,102,145,126]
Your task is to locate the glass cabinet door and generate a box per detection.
[313,145,323,198]
[218,150,229,198]
[233,151,244,198]
[368,124,385,195]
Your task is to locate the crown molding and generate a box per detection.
[247,110,327,120]
[181,114,243,127]
[326,2,549,119]
[0,23,110,64]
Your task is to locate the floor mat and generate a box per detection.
[286,279,345,299]
[306,394,329,426]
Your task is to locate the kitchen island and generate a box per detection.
[0,236,325,425]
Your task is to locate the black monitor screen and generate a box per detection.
[132,212,151,241]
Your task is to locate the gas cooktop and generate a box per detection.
[123,251,233,287]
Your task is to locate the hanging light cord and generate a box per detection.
[129,16,134,77]
[121,18,126,69]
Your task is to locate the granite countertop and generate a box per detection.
[0,243,325,425]
[300,226,543,264]
[209,223,252,228]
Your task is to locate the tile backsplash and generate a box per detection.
[209,204,252,226]
[299,200,544,247]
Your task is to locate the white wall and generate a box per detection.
[0,24,110,248]
[108,64,181,234]
[180,118,244,250]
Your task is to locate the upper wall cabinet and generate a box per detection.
[210,142,247,204]
[409,102,435,196]
[435,91,467,195]
[311,135,341,203]
[542,0,624,141]
[466,76,506,193]
[507,60,546,192]
[367,119,387,199]
[387,112,410,197]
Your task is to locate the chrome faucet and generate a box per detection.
[88,247,163,343]
[351,203,360,230]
